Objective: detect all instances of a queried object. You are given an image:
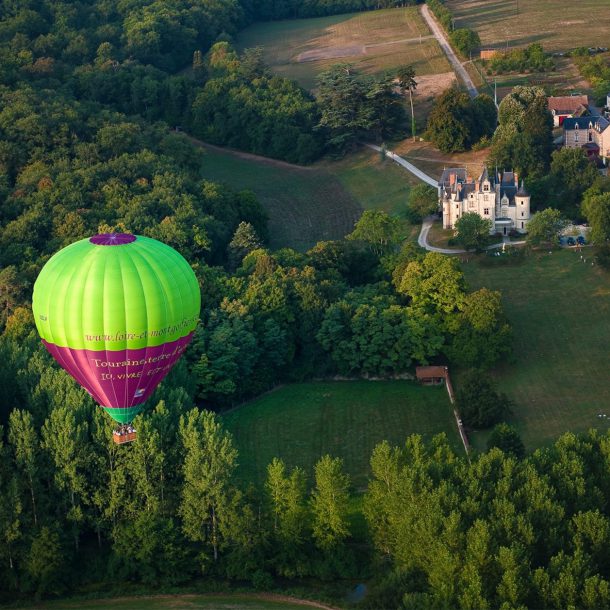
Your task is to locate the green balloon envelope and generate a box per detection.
[32,234,200,424]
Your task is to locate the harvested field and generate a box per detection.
[236,7,451,91]
[447,0,610,52]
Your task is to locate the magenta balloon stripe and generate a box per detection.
[41,332,194,409]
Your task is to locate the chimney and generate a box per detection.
[514,172,519,187]
[475,180,480,192]
[449,172,456,186]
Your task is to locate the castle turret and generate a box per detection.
[515,180,530,233]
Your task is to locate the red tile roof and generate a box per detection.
[416,366,448,380]
[547,95,589,115]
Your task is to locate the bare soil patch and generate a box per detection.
[416,71,457,98]
[392,140,489,181]
[296,45,364,62]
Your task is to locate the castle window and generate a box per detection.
[484,208,489,215]
[521,211,524,217]
[575,131,579,142]
[469,200,475,208]
[483,183,489,191]
[589,131,593,142]
[484,194,489,201]
[521,222,524,228]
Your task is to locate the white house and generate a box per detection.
[439,168,531,235]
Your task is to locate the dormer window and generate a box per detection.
[483,183,489,191]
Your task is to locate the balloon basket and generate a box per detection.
[113,428,137,445]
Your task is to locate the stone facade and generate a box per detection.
[439,168,531,235]
[563,116,610,159]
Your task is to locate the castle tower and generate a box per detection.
[515,180,530,233]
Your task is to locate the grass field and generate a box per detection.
[320,148,418,216]
[198,144,416,250]
[236,7,451,91]
[462,249,610,451]
[447,0,610,53]
[21,594,333,610]
[223,381,459,489]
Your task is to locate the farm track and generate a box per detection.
[420,4,478,97]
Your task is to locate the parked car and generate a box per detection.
[577,235,586,245]
[567,236,575,246]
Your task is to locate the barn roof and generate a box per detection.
[416,366,448,380]
[547,95,589,115]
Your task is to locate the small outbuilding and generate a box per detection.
[416,366,448,386]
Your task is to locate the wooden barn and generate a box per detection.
[416,366,448,386]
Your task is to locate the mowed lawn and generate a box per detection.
[199,144,415,250]
[236,7,450,90]
[463,250,610,451]
[320,148,417,216]
[447,0,610,52]
[223,381,459,489]
[20,594,328,610]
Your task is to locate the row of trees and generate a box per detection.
[486,43,555,75]
[0,391,357,596]
[5,381,610,610]
[245,0,422,20]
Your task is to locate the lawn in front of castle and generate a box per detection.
[463,248,610,451]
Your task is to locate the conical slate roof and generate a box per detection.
[517,180,529,197]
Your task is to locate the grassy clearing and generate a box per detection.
[236,8,450,91]
[21,594,330,610]
[447,0,610,53]
[319,148,417,216]
[198,144,361,251]
[427,220,456,249]
[199,144,417,250]
[462,249,610,452]
[223,381,460,489]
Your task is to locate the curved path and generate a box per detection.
[419,216,466,253]
[420,4,479,98]
[367,144,438,186]
[418,216,526,254]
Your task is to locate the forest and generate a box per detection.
[2,0,610,608]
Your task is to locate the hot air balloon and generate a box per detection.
[32,233,200,444]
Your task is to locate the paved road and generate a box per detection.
[420,4,479,98]
[367,144,438,186]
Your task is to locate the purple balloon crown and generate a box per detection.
[89,233,137,246]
